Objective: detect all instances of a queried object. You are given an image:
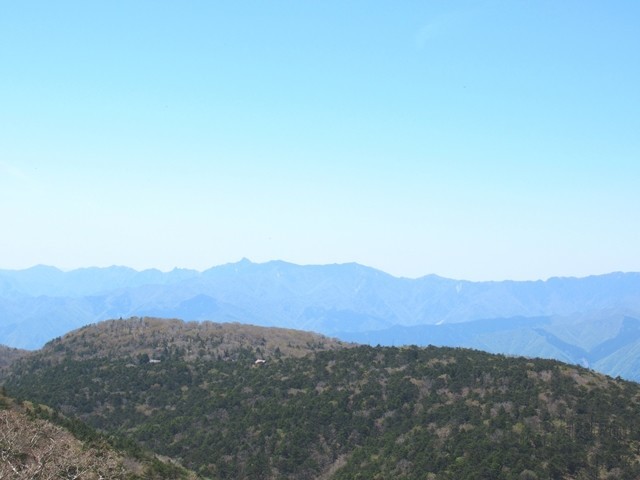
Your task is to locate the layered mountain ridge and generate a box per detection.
[1,260,639,380]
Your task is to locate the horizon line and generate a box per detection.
[0,260,636,283]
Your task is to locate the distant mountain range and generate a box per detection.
[1,260,640,379]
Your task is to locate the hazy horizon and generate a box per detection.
[2,2,639,281]
[2,258,638,283]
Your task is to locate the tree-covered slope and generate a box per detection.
[0,390,197,479]
[0,343,29,369]
[4,318,640,479]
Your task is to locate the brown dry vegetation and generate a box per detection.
[0,346,30,384]
[0,397,131,479]
[0,392,198,480]
[37,317,351,364]
[0,345,29,369]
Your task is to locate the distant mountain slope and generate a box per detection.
[0,264,199,297]
[5,322,640,479]
[1,261,639,351]
[337,314,640,381]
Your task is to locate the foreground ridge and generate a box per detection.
[0,390,196,479]
[4,318,640,479]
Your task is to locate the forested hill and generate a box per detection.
[5,318,640,479]
[31,316,351,364]
[0,344,28,368]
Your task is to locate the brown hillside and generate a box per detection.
[0,345,30,382]
[0,344,29,369]
[0,391,199,479]
[38,317,352,363]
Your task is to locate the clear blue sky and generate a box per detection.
[1,1,639,280]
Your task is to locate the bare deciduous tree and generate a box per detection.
[0,409,128,479]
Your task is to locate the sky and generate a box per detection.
[1,1,639,281]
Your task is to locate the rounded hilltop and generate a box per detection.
[38,316,353,364]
